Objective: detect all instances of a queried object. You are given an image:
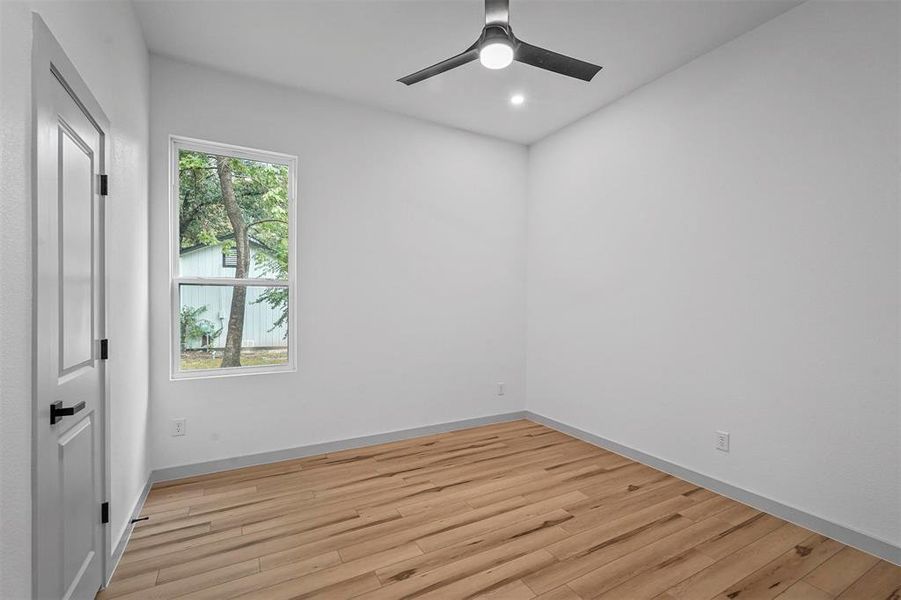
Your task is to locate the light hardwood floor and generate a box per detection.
[99,420,901,599]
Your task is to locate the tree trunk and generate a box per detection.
[216,157,250,368]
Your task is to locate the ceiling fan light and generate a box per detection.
[479,41,514,70]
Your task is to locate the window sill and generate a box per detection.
[170,363,296,381]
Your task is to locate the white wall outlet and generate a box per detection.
[497,382,505,396]
[172,418,186,437]
[715,431,730,452]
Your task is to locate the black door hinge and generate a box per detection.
[99,174,109,196]
[101,502,109,524]
[100,339,109,360]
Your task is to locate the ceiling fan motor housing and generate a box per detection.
[479,24,516,51]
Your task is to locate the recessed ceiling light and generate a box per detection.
[510,94,525,106]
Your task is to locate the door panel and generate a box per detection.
[59,417,97,595]
[59,124,95,373]
[34,17,109,599]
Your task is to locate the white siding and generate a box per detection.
[179,243,288,348]
[179,241,272,278]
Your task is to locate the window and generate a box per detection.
[170,137,296,378]
[222,247,238,268]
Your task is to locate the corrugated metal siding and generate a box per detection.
[179,244,288,349]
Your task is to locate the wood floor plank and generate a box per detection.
[229,543,422,599]
[560,480,697,535]
[523,513,694,595]
[414,491,586,553]
[595,548,715,599]
[694,513,786,560]
[714,534,845,600]
[396,471,551,516]
[475,578,537,599]
[152,498,447,583]
[375,509,573,585]
[141,486,259,515]
[114,558,262,600]
[681,487,718,503]
[417,549,557,599]
[677,494,739,522]
[775,581,834,600]
[143,486,204,505]
[176,552,342,600]
[548,495,697,561]
[119,527,245,565]
[239,507,359,536]
[124,522,212,552]
[357,523,569,599]
[715,503,765,526]
[656,522,812,599]
[801,545,881,596]
[532,585,584,600]
[121,505,391,581]
[100,420,897,599]
[519,464,660,506]
[567,517,735,598]
[339,497,528,562]
[834,561,901,600]
[563,471,688,520]
[95,572,159,599]
[412,444,597,487]
[304,573,385,599]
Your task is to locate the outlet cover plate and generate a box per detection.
[716,431,730,452]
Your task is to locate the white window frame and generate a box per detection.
[169,136,298,380]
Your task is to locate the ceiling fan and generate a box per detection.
[398,0,602,85]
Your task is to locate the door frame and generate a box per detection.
[31,13,113,591]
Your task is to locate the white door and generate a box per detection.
[33,16,109,600]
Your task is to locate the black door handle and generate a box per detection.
[50,400,86,425]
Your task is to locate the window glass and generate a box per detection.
[178,284,288,371]
[172,140,294,377]
[178,150,288,280]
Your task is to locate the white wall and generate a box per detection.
[0,2,150,596]
[527,0,900,548]
[149,57,527,470]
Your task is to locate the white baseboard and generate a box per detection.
[525,411,900,566]
[151,411,528,483]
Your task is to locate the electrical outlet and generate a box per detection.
[172,418,186,437]
[497,382,505,396]
[715,431,730,452]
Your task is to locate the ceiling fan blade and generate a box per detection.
[515,41,602,82]
[398,45,479,85]
[485,0,509,25]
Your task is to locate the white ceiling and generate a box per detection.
[134,0,800,144]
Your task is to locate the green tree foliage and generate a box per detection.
[179,305,222,351]
[179,151,288,257]
[179,151,290,363]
